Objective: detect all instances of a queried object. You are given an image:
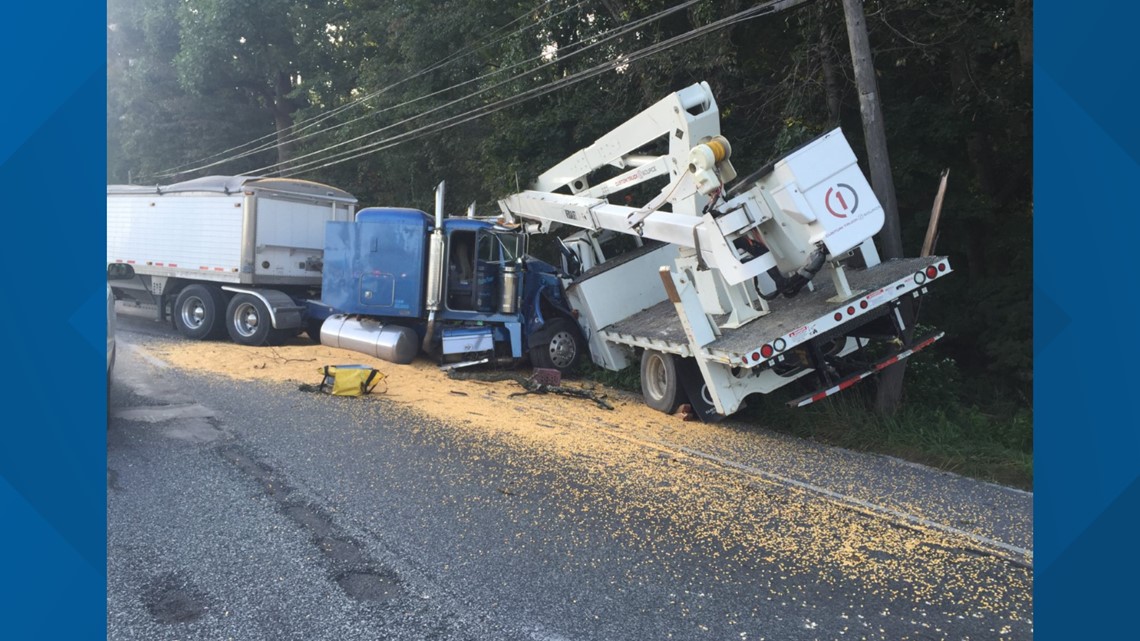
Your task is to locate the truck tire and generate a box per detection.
[225,293,284,347]
[173,284,227,340]
[529,317,584,374]
[306,317,325,345]
[640,350,686,414]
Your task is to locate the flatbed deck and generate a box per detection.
[602,256,946,362]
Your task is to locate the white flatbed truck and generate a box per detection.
[499,82,951,419]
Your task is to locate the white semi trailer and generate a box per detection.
[107,175,357,346]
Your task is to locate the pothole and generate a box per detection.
[318,537,368,567]
[144,574,208,624]
[335,570,402,603]
[281,504,336,538]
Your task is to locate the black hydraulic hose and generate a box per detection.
[795,247,828,281]
[759,267,789,301]
[757,247,828,300]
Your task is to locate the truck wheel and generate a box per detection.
[306,318,325,345]
[173,284,227,340]
[529,317,584,374]
[226,294,276,346]
[640,350,686,414]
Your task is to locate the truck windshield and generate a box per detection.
[478,231,521,262]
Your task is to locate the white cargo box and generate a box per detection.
[107,175,356,286]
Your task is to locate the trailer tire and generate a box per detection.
[225,294,278,347]
[173,284,227,340]
[640,350,686,414]
[529,317,584,374]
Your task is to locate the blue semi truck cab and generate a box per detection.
[306,194,585,374]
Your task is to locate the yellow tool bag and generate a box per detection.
[317,364,386,397]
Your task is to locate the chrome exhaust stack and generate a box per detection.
[422,181,447,353]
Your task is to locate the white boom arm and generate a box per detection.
[498,82,883,280]
[499,82,885,329]
[529,82,726,216]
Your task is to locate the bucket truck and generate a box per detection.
[498,82,951,420]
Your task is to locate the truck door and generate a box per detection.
[446,230,477,310]
[473,230,522,313]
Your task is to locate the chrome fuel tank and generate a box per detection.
[319,314,419,365]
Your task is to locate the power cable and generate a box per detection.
[278,0,812,177]
[154,0,810,180]
[240,0,705,177]
[150,0,582,178]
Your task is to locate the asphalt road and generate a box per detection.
[108,310,1032,640]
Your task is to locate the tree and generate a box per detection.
[107,0,276,182]
[173,0,344,171]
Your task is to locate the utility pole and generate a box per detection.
[841,0,901,259]
[841,0,910,412]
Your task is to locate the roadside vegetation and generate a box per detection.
[582,357,1033,490]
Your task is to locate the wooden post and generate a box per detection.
[921,169,950,257]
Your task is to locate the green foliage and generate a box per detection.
[739,364,1033,489]
[578,362,642,393]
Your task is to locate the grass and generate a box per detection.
[577,358,1034,491]
[737,392,1033,490]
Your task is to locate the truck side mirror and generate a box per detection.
[107,263,135,281]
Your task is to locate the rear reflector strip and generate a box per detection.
[787,332,945,408]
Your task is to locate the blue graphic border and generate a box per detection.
[1,1,1133,637]
[1036,0,1140,637]
[0,4,106,637]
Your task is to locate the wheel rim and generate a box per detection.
[180,296,207,330]
[644,353,668,400]
[546,330,577,369]
[233,302,261,338]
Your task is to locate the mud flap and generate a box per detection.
[675,358,727,423]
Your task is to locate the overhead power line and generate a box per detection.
[278,0,813,178]
[154,0,812,181]
[239,0,702,177]
[160,0,695,180]
[151,0,583,179]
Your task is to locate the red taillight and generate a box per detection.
[752,351,761,361]
[847,306,856,315]
[860,300,869,309]
[834,312,843,321]
[760,344,774,359]
[938,262,947,272]
[925,265,938,279]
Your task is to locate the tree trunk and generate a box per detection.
[840,0,908,413]
[272,71,296,172]
[820,24,842,126]
[1015,0,1033,68]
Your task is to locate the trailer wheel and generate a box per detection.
[225,294,279,346]
[173,284,227,340]
[640,350,686,414]
[529,317,584,374]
